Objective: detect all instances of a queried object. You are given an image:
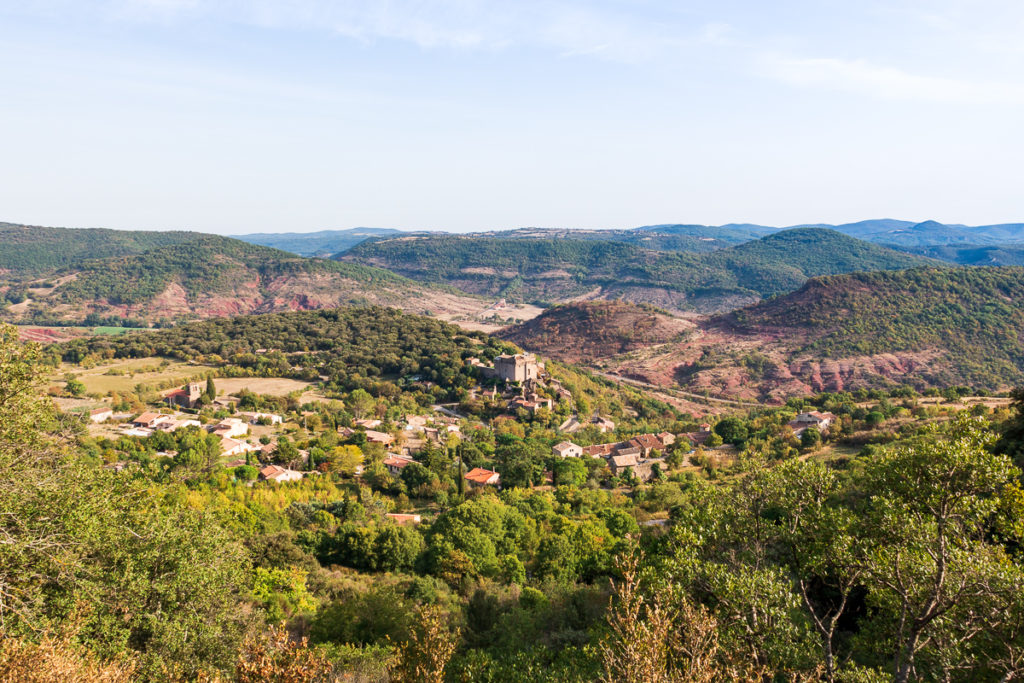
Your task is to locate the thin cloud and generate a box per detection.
[761,54,1024,105]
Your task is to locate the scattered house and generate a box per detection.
[683,424,713,448]
[212,418,249,439]
[354,418,382,429]
[583,443,616,459]
[552,441,583,458]
[606,452,665,482]
[492,353,542,383]
[90,408,113,424]
[385,513,422,526]
[509,395,552,414]
[164,382,204,409]
[259,465,304,483]
[223,458,248,468]
[627,433,676,457]
[384,454,416,476]
[405,415,428,428]
[614,445,642,460]
[338,426,355,438]
[364,430,394,446]
[131,412,163,429]
[787,411,837,436]
[221,438,260,458]
[464,467,501,488]
[607,453,640,477]
[240,411,283,425]
[155,417,201,433]
[592,416,616,433]
[628,433,664,457]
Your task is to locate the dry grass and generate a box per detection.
[214,377,315,397]
[56,358,210,394]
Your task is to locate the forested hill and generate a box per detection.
[500,301,694,363]
[57,306,515,392]
[341,228,934,313]
[1,235,482,325]
[718,266,1024,390]
[0,222,203,277]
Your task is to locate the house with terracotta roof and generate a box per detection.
[131,412,163,428]
[583,443,616,458]
[364,430,394,446]
[259,465,304,483]
[464,467,501,488]
[90,408,113,424]
[383,454,415,476]
[628,433,665,457]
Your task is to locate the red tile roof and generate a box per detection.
[464,467,500,485]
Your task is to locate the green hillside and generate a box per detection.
[727,266,1024,388]
[342,228,933,312]
[0,222,203,277]
[1,234,478,324]
[53,235,409,305]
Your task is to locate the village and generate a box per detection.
[76,351,841,496]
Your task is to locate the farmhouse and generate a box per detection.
[90,408,113,424]
[364,430,394,446]
[240,411,283,425]
[212,418,249,439]
[384,454,415,476]
[259,465,304,483]
[552,441,583,458]
[221,438,259,458]
[464,467,501,488]
[131,412,163,429]
[787,411,838,436]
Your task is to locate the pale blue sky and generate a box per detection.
[1,0,1022,233]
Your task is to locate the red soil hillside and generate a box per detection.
[499,301,695,364]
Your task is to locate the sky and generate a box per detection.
[1,0,1023,234]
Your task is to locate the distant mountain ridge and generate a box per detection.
[236,228,403,257]
[234,219,1024,258]
[340,227,935,313]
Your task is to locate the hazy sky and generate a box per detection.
[1,0,1023,234]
